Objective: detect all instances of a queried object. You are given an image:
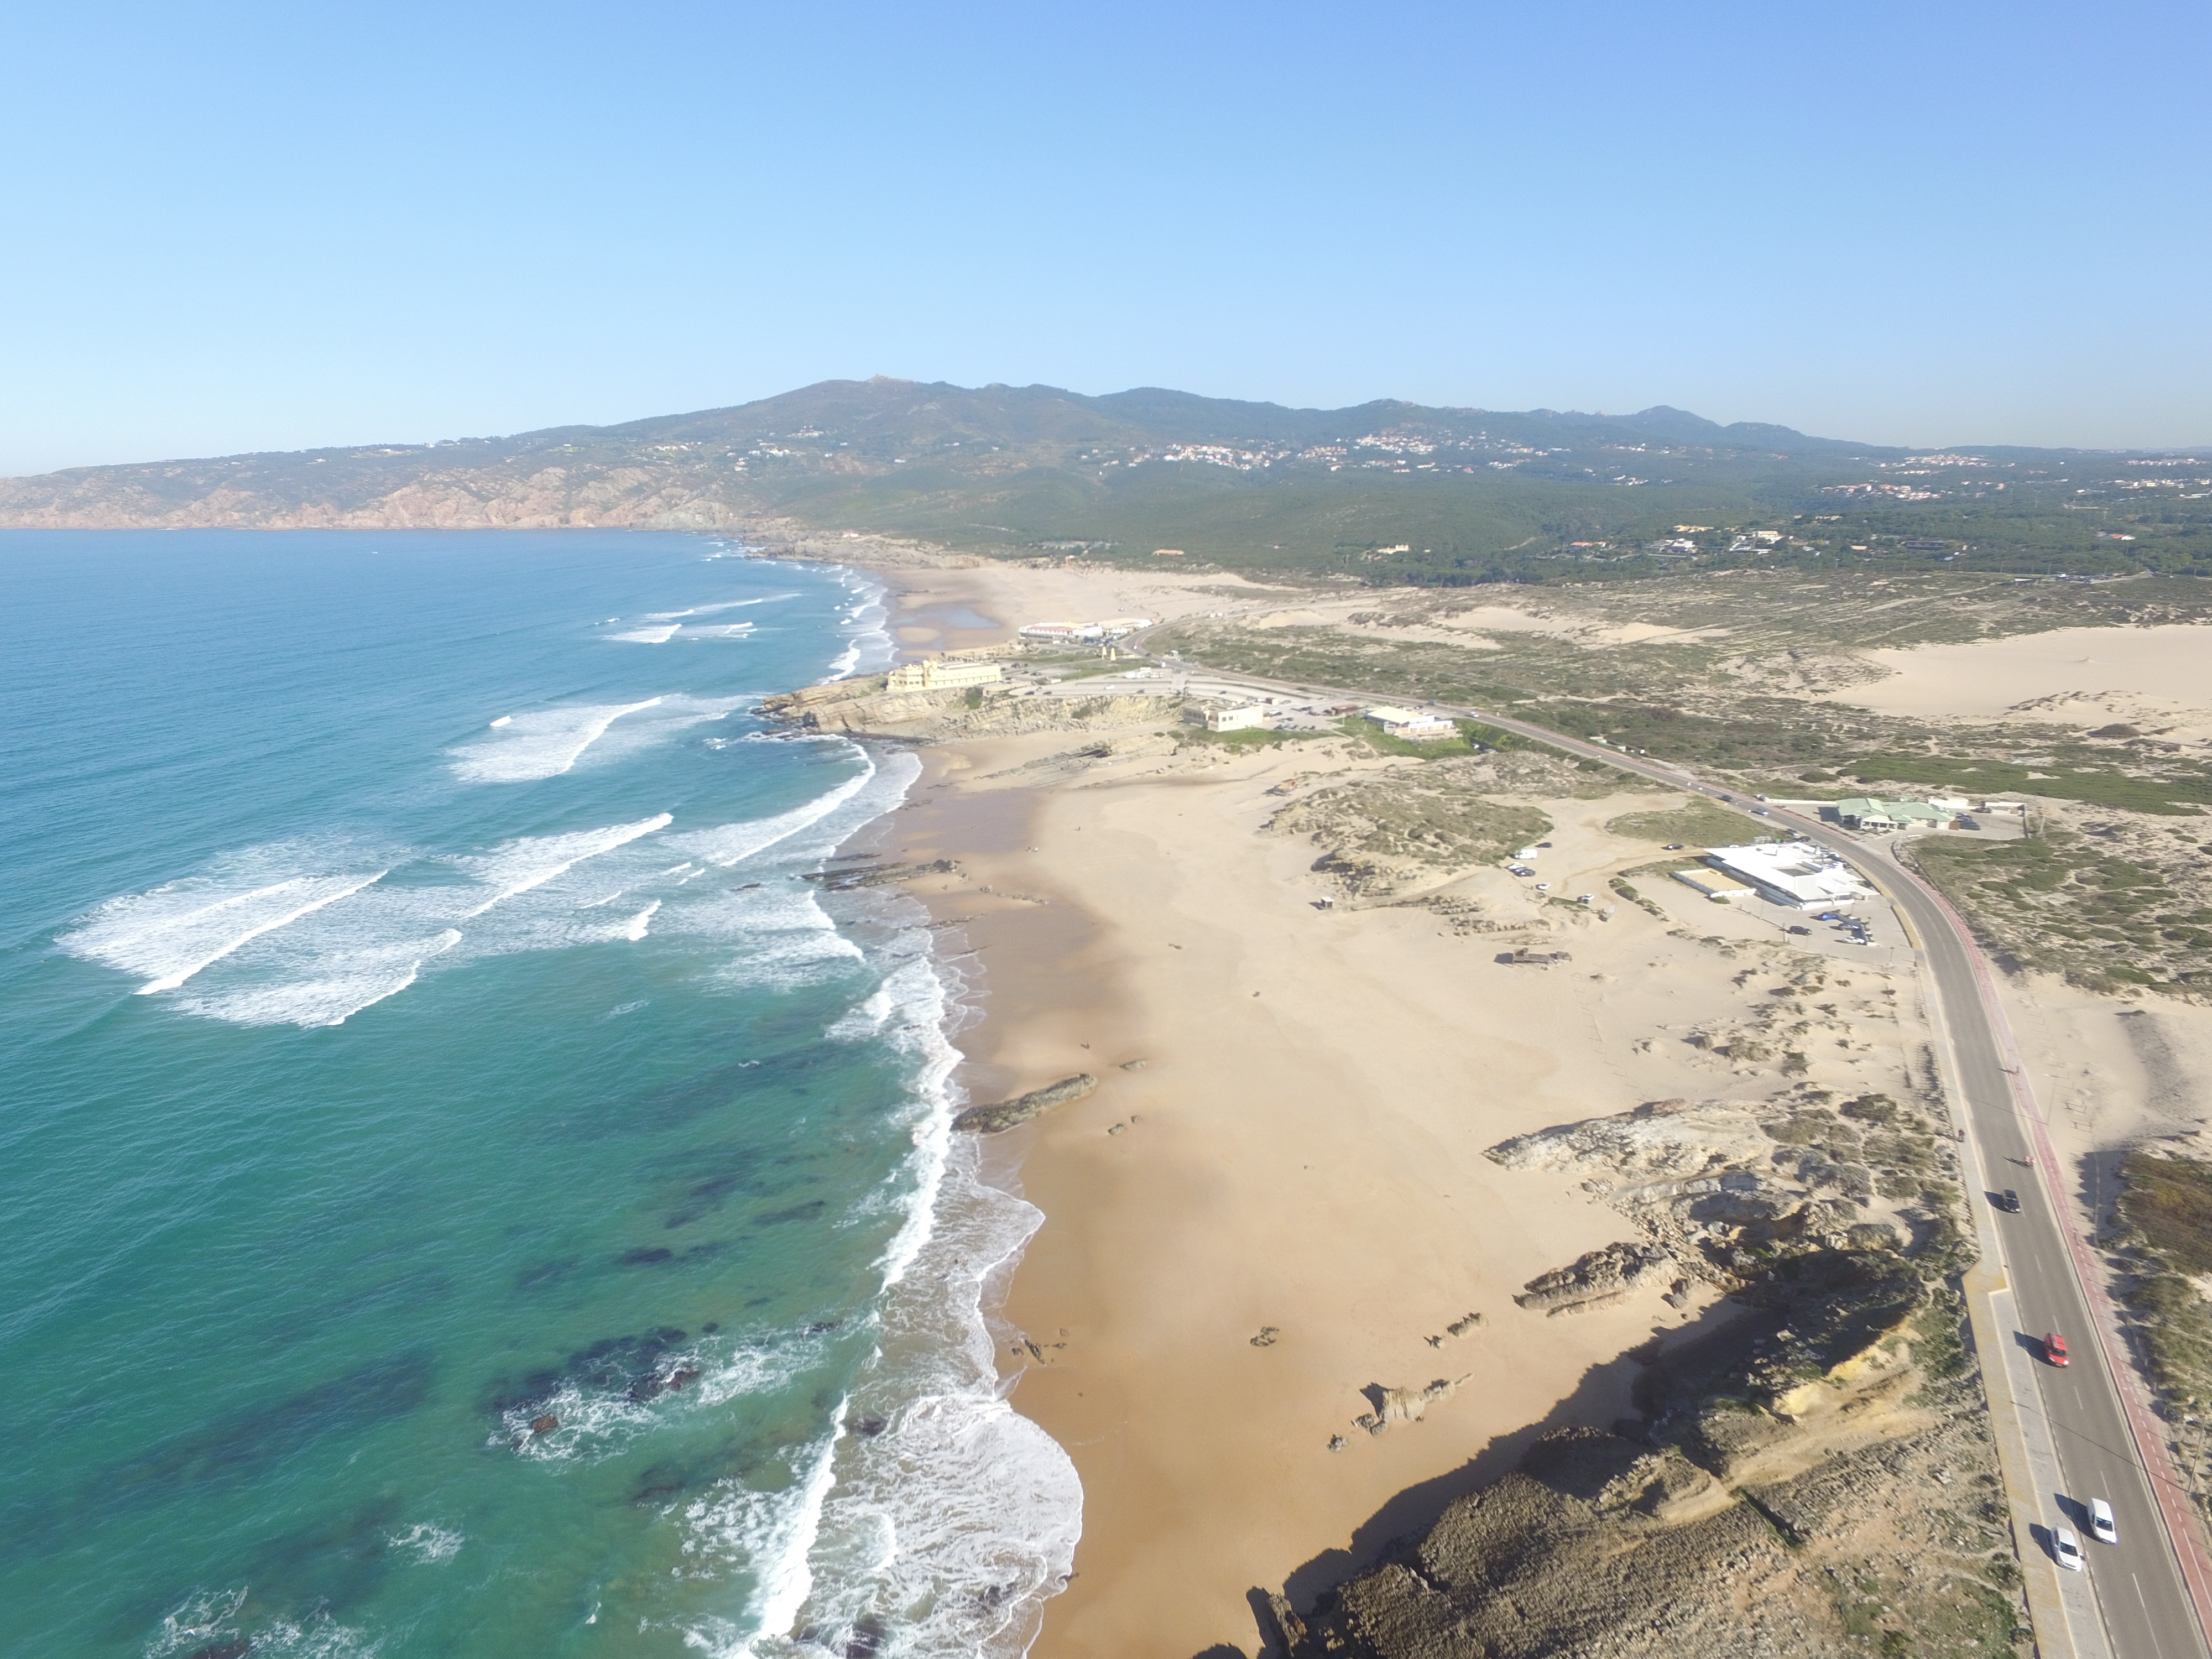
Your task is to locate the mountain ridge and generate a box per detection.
[4,378,2203,582]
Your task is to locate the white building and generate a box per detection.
[1205,706,1270,732]
[1364,705,1456,739]
[1674,868,1755,901]
[1702,842,1874,911]
[884,659,1004,693]
[1019,622,1103,643]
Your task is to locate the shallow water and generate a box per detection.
[0,531,1077,1658]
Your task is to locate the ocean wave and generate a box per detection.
[448,698,666,781]
[608,624,682,644]
[62,735,902,1028]
[59,864,392,997]
[821,572,895,682]
[455,814,674,917]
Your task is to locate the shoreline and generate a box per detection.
[842,556,1982,1657]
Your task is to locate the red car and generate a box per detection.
[2045,1332,2069,1367]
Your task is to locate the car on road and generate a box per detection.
[2090,1498,2117,1545]
[1997,1190,2021,1213]
[1786,924,1812,936]
[1663,842,1684,851]
[2055,1526,2085,1571]
[2044,1332,2070,1366]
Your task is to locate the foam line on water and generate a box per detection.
[671,753,875,870]
[448,697,664,782]
[740,1399,848,1656]
[137,869,388,994]
[623,901,660,941]
[459,814,672,917]
[607,624,681,644]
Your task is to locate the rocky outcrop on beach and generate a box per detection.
[760,677,1188,741]
[1260,1083,2025,1659]
[1512,1241,1681,1317]
[952,1074,1097,1134]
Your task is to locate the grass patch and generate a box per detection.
[1176,723,1331,750]
[1268,761,1552,895]
[1338,713,1494,759]
[1605,796,1763,847]
[2117,1153,2212,1273]
[1908,832,2212,993]
[1850,753,2212,816]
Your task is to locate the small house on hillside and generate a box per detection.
[1205,706,1270,732]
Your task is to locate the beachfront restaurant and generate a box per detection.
[1702,842,1874,911]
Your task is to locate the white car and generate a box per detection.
[2090,1499,2117,1545]
[2055,1526,2085,1571]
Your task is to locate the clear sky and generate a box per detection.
[4,1,2207,474]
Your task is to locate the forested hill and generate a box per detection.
[4,377,2206,583]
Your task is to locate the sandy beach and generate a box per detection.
[853,560,1947,1657]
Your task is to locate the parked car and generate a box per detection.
[2055,1527,2085,1571]
[2044,1332,2069,1367]
[1997,1190,2021,1213]
[1663,842,1685,851]
[2089,1498,2117,1545]
[1786,925,1812,936]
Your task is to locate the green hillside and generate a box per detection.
[4,378,2207,584]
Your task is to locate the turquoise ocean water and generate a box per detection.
[0,531,1077,1658]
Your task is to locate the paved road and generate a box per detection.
[1180,662,2212,1657]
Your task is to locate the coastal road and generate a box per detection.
[1179,662,2212,1658]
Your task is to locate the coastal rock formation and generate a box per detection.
[1486,1089,1965,1277]
[1352,1376,1470,1436]
[1512,1242,1679,1317]
[951,1074,1097,1134]
[1261,1079,2021,1658]
[1266,1245,2017,1658]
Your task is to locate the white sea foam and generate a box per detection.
[135,869,389,994]
[388,1522,465,1564]
[669,752,876,869]
[457,813,672,917]
[820,571,895,682]
[608,624,682,644]
[59,863,390,999]
[143,1590,374,1659]
[623,900,661,941]
[448,698,665,781]
[680,623,757,640]
[180,926,462,1029]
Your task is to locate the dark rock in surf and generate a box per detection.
[529,1414,558,1436]
[952,1074,1098,1134]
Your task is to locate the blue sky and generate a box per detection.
[4,1,2206,473]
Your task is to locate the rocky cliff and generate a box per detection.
[1261,1086,2027,1659]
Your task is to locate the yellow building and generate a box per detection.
[884,660,1004,692]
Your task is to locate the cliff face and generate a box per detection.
[1263,1084,2029,1659]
